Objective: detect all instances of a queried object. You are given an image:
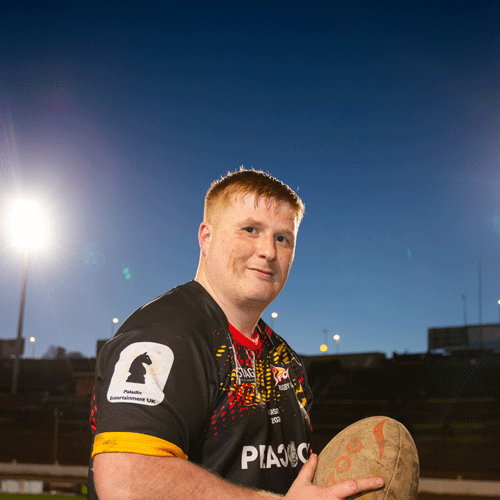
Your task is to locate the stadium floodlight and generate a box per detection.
[10,199,46,394]
[10,200,45,249]
[270,311,278,330]
[333,334,340,354]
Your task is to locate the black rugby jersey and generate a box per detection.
[88,281,312,497]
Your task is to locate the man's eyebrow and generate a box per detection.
[238,218,262,227]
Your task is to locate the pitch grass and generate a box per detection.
[0,495,86,499]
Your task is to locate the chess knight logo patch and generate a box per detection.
[107,342,174,406]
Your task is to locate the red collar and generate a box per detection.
[228,323,263,351]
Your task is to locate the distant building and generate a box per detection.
[428,323,500,351]
[0,338,25,358]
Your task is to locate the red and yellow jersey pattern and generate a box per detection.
[207,322,310,435]
[88,281,312,497]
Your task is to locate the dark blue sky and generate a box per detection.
[1,1,499,358]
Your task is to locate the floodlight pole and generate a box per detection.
[11,252,29,395]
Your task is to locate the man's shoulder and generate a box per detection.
[259,320,305,367]
[97,281,228,367]
[141,281,213,312]
[126,281,224,326]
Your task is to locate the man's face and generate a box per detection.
[201,193,298,312]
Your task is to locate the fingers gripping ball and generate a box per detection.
[313,416,419,499]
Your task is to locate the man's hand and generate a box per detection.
[285,454,384,500]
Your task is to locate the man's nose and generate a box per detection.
[258,233,277,260]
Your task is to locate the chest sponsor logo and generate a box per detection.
[270,365,290,390]
[107,342,174,406]
[241,441,310,470]
[236,366,255,384]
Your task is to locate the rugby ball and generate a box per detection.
[313,416,419,499]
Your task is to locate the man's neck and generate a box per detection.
[194,276,263,339]
[225,311,260,339]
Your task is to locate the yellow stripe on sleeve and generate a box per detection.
[92,432,188,460]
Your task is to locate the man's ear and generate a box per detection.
[198,222,212,256]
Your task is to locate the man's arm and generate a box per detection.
[93,452,383,500]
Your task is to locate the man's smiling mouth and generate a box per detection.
[249,267,274,279]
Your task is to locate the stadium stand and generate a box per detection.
[0,349,499,483]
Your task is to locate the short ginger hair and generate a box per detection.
[204,167,305,226]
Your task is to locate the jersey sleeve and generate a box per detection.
[91,313,221,460]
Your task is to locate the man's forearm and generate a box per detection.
[93,453,280,500]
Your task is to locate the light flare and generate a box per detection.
[10,200,45,249]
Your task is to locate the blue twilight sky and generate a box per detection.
[1,1,499,359]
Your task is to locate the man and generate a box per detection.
[88,168,383,499]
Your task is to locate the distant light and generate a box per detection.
[320,344,328,352]
[30,337,35,343]
[10,200,45,249]
[271,312,278,319]
[497,300,500,305]
[333,334,340,341]
[112,318,119,324]
[123,268,131,280]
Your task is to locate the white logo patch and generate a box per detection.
[107,342,174,406]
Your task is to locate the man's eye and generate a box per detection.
[276,235,288,243]
[244,227,256,233]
